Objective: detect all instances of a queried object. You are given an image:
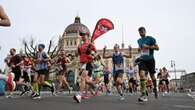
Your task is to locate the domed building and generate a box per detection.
[65,16,90,35]
[59,16,90,53]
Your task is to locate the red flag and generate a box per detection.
[91,18,114,42]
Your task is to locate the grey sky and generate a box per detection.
[0,0,195,78]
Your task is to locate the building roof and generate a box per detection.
[64,16,90,35]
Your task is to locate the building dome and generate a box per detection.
[64,16,90,35]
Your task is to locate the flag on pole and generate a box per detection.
[91,18,114,42]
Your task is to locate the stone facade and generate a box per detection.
[181,72,195,91]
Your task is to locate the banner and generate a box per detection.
[91,18,114,42]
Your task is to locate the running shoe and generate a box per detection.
[20,85,31,96]
[32,93,41,99]
[51,83,57,96]
[6,94,13,98]
[138,96,148,102]
[73,94,81,103]
[31,92,36,97]
[120,95,125,100]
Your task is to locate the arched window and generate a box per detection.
[74,40,77,45]
[70,40,72,46]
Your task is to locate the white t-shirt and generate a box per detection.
[128,69,135,78]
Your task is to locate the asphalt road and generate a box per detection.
[0,92,194,110]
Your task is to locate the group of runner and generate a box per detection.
[3,45,55,98]
[73,26,160,103]
[1,5,163,103]
[157,67,170,96]
[2,44,77,98]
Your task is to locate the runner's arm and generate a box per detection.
[65,57,71,66]
[103,46,112,59]
[15,61,23,67]
[99,58,105,67]
[0,6,11,26]
[150,44,159,50]
[123,45,132,58]
[143,44,159,50]
[143,37,159,51]
[167,73,170,78]
[157,73,161,79]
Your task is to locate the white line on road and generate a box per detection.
[172,105,195,109]
[187,93,195,101]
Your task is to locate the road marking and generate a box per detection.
[172,105,195,109]
[187,93,195,101]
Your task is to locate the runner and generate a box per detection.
[20,56,33,96]
[30,57,40,98]
[7,48,22,83]
[0,70,16,97]
[127,65,137,94]
[103,44,132,100]
[146,76,153,94]
[157,69,163,93]
[135,27,159,102]
[92,54,104,95]
[73,32,97,103]
[32,44,55,99]
[103,66,112,95]
[5,48,30,98]
[56,51,72,93]
[92,54,104,84]
[161,67,170,95]
[0,5,11,26]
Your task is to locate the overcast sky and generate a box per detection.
[0,0,195,78]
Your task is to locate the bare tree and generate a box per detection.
[22,37,62,72]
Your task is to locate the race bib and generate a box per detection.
[115,64,124,71]
[140,48,149,56]
[128,70,135,77]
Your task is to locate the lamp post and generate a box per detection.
[171,60,177,92]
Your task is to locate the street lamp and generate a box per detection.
[171,60,177,91]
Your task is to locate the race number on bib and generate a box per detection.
[115,64,124,71]
[140,49,149,56]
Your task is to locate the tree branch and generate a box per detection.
[24,43,34,58]
[50,46,58,59]
[47,40,52,54]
